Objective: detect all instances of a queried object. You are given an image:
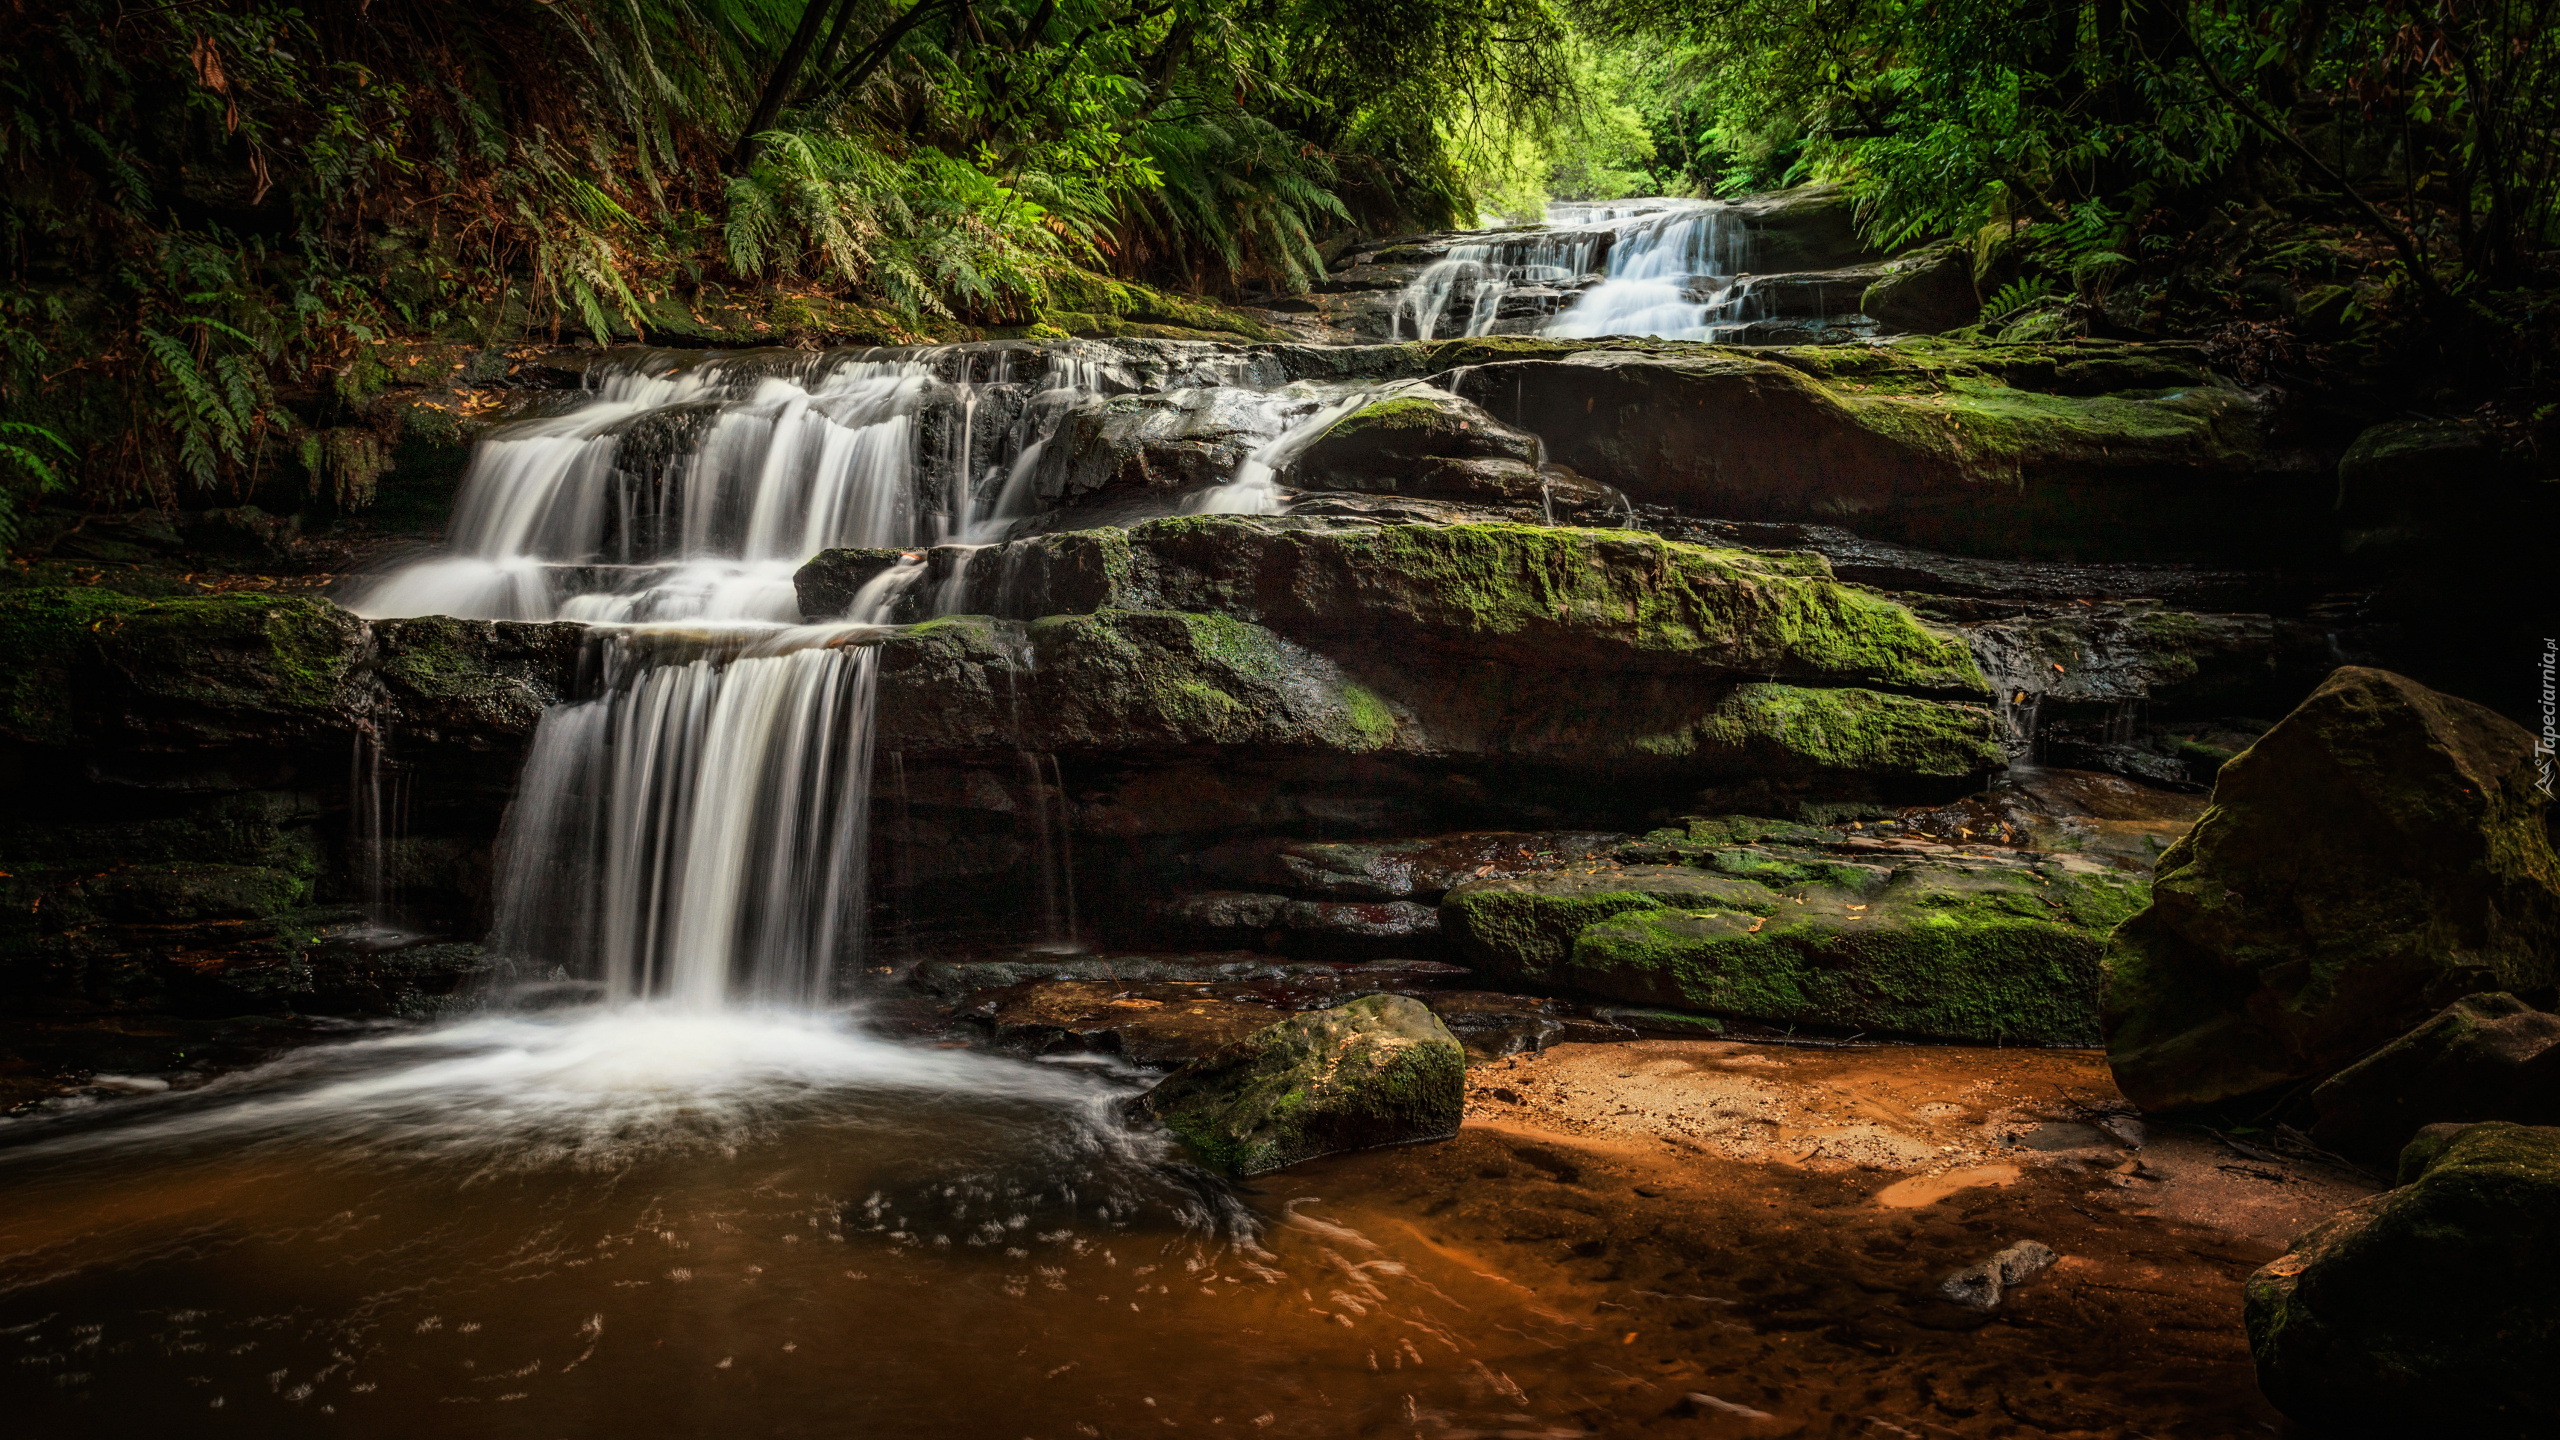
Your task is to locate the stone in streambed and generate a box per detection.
[2308,994,2560,1164]
[960,980,1288,1066]
[1938,1239,2058,1310]
[2244,1122,2560,1438]
[1422,991,1638,1059]
[1444,848,2146,1045]
[2101,667,2560,1113]
[1141,994,1464,1175]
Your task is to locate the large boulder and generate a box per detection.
[0,588,583,746]
[2102,667,2560,1112]
[1443,342,2312,561]
[2244,1122,2560,1437]
[2309,994,2560,1163]
[1139,993,1465,1174]
[1442,841,2148,1044]
[1860,241,1979,334]
[1287,384,1540,497]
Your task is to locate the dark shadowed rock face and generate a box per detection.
[1859,241,1979,335]
[1140,993,1464,1175]
[2309,994,2560,1164]
[2102,667,2560,1113]
[2245,1122,2560,1439]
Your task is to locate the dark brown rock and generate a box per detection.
[2103,667,2560,1112]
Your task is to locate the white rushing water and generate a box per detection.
[1385,199,1768,343]
[344,354,943,624]
[488,623,887,1007]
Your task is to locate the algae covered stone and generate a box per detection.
[1445,847,2144,1044]
[1140,994,1464,1175]
[2102,667,2560,1112]
[2244,1122,2560,1438]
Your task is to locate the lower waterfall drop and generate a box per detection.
[487,624,883,1008]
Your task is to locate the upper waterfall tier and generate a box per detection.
[1313,185,1890,343]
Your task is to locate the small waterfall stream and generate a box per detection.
[1387,199,1768,342]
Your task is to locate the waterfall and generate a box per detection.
[487,624,884,1007]
[1390,232,1608,341]
[1543,203,1758,341]
[1379,200,1766,343]
[345,353,938,624]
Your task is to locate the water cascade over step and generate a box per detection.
[487,622,886,1007]
[344,349,1124,625]
[1386,200,1766,342]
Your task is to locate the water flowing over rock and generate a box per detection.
[485,625,882,1006]
[2102,667,2560,1113]
[2245,1121,2560,1437]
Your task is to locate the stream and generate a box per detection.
[1,196,2313,1436]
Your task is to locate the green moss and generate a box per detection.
[1695,685,2003,777]
[1572,875,2116,1044]
[1144,995,1464,1175]
[1326,395,1448,437]
[1450,851,2146,1043]
[1130,517,1988,695]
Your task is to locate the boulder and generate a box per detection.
[1422,991,1638,1058]
[1140,993,1465,1174]
[1443,843,2147,1044]
[2102,667,2560,1112]
[2309,994,2560,1163]
[1444,343,2308,561]
[1861,241,1979,334]
[1289,384,1535,485]
[1717,183,1879,273]
[2245,1122,2560,1438]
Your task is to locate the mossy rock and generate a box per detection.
[1441,342,2303,562]
[1290,384,1539,495]
[2102,667,2560,1112]
[1446,848,2146,1044]
[2308,994,2560,1164]
[2245,1122,2560,1437]
[0,587,366,745]
[1127,517,1987,693]
[1141,993,1465,1175]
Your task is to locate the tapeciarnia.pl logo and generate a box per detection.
[2540,637,2557,799]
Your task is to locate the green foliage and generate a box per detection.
[1572,0,2560,301]
[1980,274,2056,325]
[1,0,1591,519]
[0,423,75,544]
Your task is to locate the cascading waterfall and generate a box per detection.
[1383,199,1768,343]
[1390,231,1607,341]
[1544,202,1759,341]
[487,623,883,1007]
[345,353,940,624]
